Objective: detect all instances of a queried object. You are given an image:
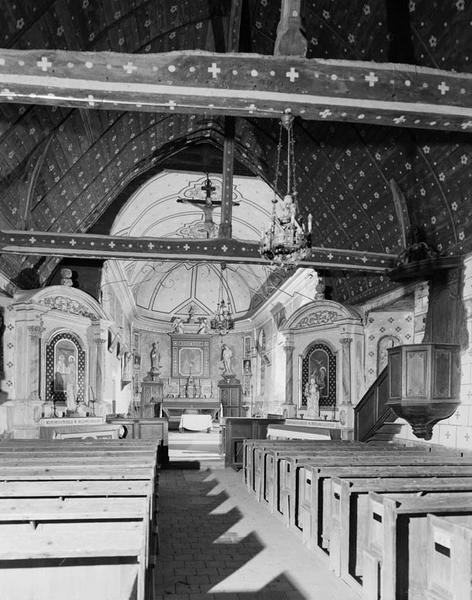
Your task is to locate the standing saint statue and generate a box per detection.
[150,342,160,371]
[221,343,233,375]
[304,375,320,419]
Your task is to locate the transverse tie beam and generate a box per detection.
[0,230,395,273]
[0,50,470,132]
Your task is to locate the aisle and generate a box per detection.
[155,433,360,600]
[167,428,224,468]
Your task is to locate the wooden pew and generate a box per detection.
[0,519,148,600]
[0,442,159,600]
[243,438,457,494]
[329,476,472,586]
[277,448,470,521]
[425,514,472,600]
[250,441,369,500]
[363,491,472,600]
[298,463,472,553]
[273,447,439,520]
[243,439,367,493]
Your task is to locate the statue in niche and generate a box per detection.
[221,343,233,375]
[66,355,77,411]
[150,342,161,371]
[304,375,319,419]
[54,343,78,413]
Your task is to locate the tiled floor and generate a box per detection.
[154,431,360,600]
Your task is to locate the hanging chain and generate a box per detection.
[273,120,283,206]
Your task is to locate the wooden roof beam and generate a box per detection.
[0,49,470,132]
[0,229,395,273]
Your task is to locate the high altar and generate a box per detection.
[160,334,221,426]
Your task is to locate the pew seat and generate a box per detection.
[363,491,472,600]
[425,514,472,600]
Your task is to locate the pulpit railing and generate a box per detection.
[354,366,397,441]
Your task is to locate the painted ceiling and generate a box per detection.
[0,0,470,306]
[111,170,279,319]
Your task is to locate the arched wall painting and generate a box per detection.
[301,343,336,408]
[46,332,86,408]
[377,335,401,374]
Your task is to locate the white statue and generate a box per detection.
[150,342,160,370]
[171,316,184,334]
[305,375,319,419]
[221,343,233,375]
[197,317,209,334]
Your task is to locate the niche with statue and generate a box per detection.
[45,332,88,417]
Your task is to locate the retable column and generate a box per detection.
[338,337,354,439]
[281,336,297,418]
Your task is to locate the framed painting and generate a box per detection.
[171,335,210,378]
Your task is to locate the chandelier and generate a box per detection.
[210,263,234,335]
[260,109,312,267]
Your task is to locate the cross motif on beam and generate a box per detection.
[365,72,378,87]
[437,81,450,95]
[37,56,52,72]
[285,67,299,82]
[123,61,137,74]
[208,62,221,78]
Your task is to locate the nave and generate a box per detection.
[157,431,359,600]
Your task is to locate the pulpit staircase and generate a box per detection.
[354,367,403,442]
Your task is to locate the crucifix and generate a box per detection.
[176,168,239,239]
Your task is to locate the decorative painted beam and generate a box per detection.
[0,50,470,132]
[219,117,235,239]
[0,230,395,272]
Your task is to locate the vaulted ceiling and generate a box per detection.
[0,0,470,306]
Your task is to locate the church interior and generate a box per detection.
[0,0,471,598]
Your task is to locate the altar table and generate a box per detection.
[179,414,212,432]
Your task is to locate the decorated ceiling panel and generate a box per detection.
[111,170,277,320]
[0,0,469,307]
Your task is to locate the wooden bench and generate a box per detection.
[425,514,472,600]
[273,447,438,521]
[0,442,159,599]
[249,440,368,500]
[243,439,367,493]
[363,491,472,600]
[0,519,148,600]
[280,449,470,525]
[298,463,472,553]
[329,475,472,587]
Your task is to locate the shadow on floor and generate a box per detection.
[156,469,309,599]
[163,460,201,470]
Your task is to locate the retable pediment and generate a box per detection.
[283,300,361,331]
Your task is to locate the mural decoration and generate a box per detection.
[301,343,336,409]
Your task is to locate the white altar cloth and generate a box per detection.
[179,414,212,432]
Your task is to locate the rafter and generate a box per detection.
[0,230,395,273]
[0,50,470,132]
